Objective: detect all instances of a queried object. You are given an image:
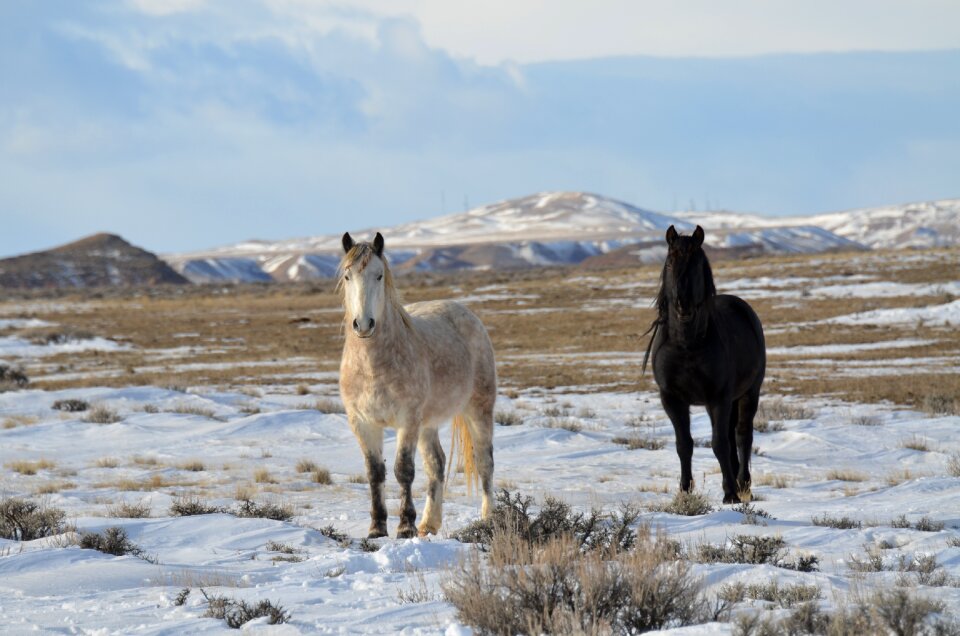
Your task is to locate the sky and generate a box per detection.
[1,1,959,257]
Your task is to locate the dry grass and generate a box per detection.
[900,435,931,452]
[33,481,76,494]
[2,248,955,406]
[253,468,276,484]
[166,403,217,419]
[754,473,791,489]
[948,452,960,478]
[95,457,120,468]
[826,468,868,482]
[84,405,122,424]
[7,459,56,475]
[311,468,332,485]
[178,459,206,472]
[611,435,666,451]
[295,459,318,473]
[651,490,713,516]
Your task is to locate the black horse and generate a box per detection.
[643,225,765,503]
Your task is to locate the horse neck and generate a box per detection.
[665,303,711,346]
[343,299,415,370]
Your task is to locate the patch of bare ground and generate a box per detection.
[3,248,957,404]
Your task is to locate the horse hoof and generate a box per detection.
[723,494,741,504]
[367,528,388,539]
[396,526,416,539]
[417,525,439,537]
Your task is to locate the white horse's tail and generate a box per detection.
[446,414,478,496]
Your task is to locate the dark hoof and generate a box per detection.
[722,494,741,504]
[396,526,416,540]
[367,527,388,539]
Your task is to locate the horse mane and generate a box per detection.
[336,242,412,329]
[641,244,717,374]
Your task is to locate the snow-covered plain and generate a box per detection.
[1,384,959,634]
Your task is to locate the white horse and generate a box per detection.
[338,232,497,539]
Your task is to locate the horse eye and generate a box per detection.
[344,274,351,281]
[377,274,383,281]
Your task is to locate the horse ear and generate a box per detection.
[665,225,678,246]
[692,225,705,247]
[342,232,354,254]
[373,232,384,257]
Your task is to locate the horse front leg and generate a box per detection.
[707,400,739,503]
[661,392,694,492]
[350,418,387,539]
[394,425,419,539]
[417,426,445,536]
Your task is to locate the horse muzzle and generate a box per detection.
[352,317,376,338]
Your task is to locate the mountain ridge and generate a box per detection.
[164,192,959,282]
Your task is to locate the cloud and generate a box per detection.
[0,1,957,258]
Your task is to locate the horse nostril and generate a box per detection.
[369,318,375,330]
[352,319,359,330]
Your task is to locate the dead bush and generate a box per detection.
[452,490,639,555]
[494,409,523,426]
[169,496,224,517]
[52,398,90,412]
[318,524,350,547]
[84,405,122,424]
[922,394,959,416]
[652,490,713,516]
[0,364,29,391]
[719,579,821,609]
[0,497,68,541]
[107,501,151,518]
[201,590,290,628]
[811,514,861,529]
[311,468,332,485]
[444,532,708,635]
[612,435,666,450]
[79,526,155,563]
[234,498,293,522]
[947,452,960,478]
[313,398,345,414]
[295,458,318,473]
[694,535,787,566]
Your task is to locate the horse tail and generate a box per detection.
[446,414,478,496]
[641,319,662,376]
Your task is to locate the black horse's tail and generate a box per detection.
[641,318,662,376]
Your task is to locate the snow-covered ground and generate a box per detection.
[1,384,959,634]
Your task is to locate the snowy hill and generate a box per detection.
[164,193,959,282]
[0,233,189,289]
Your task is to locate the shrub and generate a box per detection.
[295,459,318,473]
[494,409,523,426]
[922,394,959,416]
[812,514,861,529]
[95,457,119,468]
[947,452,960,478]
[179,459,205,472]
[166,403,217,419]
[694,534,787,566]
[733,502,773,526]
[7,459,56,475]
[652,490,713,516]
[0,364,29,391]
[443,531,708,635]
[542,417,582,432]
[0,497,67,541]
[79,526,155,563]
[452,490,639,555]
[611,435,666,450]
[756,398,813,426]
[826,468,867,482]
[201,590,290,628]
[169,496,224,517]
[913,516,945,532]
[84,405,122,424]
[720,580,821,609]
[253,468,275,484]
[52,398,90,412]
[900,435,931,452]
[107,501,151,518]
[318,525,350,547]
[234,499,292,522]
[311,468,332,485]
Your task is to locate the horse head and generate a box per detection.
[340,231,387,338]
[662,225,715,322]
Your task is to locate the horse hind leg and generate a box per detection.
[417,426,445,536]
[736,389,759,496]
